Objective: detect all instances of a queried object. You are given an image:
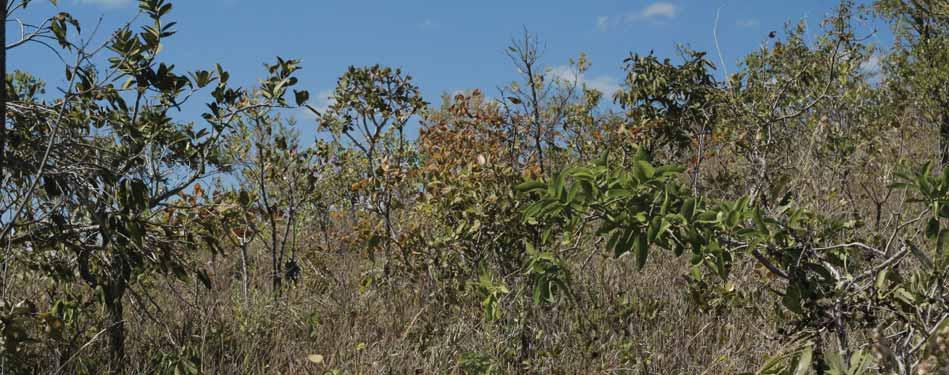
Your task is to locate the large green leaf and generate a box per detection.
[793,345,813,375]
[635,233,649,269]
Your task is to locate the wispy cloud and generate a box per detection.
[637,2,678,20]
[78,0,134,7]
[736,19,760,28]
[547,65,621,97]
[596,16,611,32]
[596,2,680,31]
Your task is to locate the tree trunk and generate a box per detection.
[239,240,249,306]
[104,283,127,369]
[940,113,949,167]
[2,0,8,181]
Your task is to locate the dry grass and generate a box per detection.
[5,239,782,374]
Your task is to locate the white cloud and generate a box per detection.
[638,2,678,20]
[78,0,133,7]
[596,2,680,31]
[584,76,622,97]
[547,66,580,84]
[547,65,621,97]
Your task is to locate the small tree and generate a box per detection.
[0,0,307,365]
[614,49,721,192]
[875,0,949,165]
[317,65,425,275]
[501,31,582,176]
[225,109,323,297]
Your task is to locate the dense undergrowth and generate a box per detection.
[2,0,949,373]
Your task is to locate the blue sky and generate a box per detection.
[9,0,887,139]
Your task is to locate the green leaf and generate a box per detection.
[793,344,813,375]
[926,218,940,240]
[158,2,173,16]
[940,204,949,219]
[569,167,597,181]
[523,202,544,223]
[515,180,546,193]
[468,220,482,234]
[657,218,671,242]
[595,152,609,167]
[757,352,789,375]
[825,351,846,375]
[633,160,655,180]
[782,283,804,315]
[907,240,934,269]
[919,175,933,197]
[565,183,580,205]
[726,209,741,228]
[550,172,565,197]
[875,268,888,295]
[647,216,661,243]
[635,233,648,269]
[607,229,622,257]
[753,208,768,236]
[654,165,685,176]
[532,282,543,305]
[616,229,635,258]
[196,269,212,290]
[939,230,949,267]
[294,89,310,106]
[848,350,872,375]
[680,198,696,222]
